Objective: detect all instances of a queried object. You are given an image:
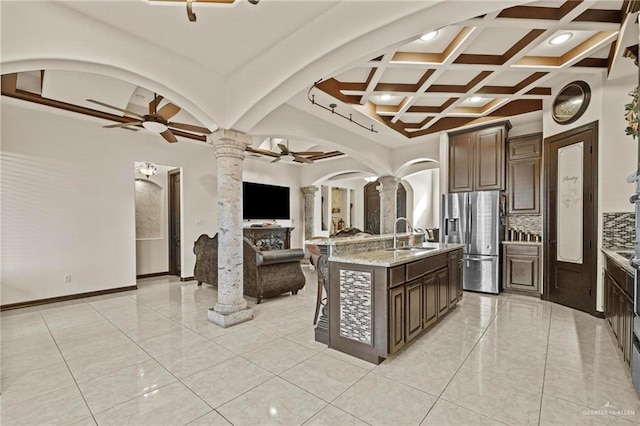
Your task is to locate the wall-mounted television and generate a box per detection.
[243,181,290,220]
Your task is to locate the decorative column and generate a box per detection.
[207,129,253,328]
[378,175,400,234]
[300,186,318,241]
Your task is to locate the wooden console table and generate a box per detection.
[243,226,293,250]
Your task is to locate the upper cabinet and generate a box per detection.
[448,122,510,193]
[507,133,542,214]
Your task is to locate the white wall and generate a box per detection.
[0,103,213,305]
[405,169,440,230]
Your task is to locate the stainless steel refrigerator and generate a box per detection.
[440,191,504,294]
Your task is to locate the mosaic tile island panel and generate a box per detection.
[603,212,635,249]
[339,268,372,345]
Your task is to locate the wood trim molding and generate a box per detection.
[180,276,196,282]
[136,272,170,279]
[0,286,138,311]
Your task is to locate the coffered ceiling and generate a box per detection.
[313,0,631,138]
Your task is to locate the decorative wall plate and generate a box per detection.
[552,80,591,125]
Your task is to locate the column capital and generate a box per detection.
[208,129,252,160]
[300,186,319,196]
[378,175,400,188]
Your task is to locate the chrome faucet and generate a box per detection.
[393,217,413,249]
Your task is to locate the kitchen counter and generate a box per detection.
[305,232,425,246]
[326,244,465,364]
[329,242,464,267]
[602,248,635,275]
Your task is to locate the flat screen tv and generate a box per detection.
[243,181,290,220]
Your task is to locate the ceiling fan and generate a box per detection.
[269,142,323,164]
[86,95,211,143]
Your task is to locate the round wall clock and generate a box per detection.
[552,80,591,125]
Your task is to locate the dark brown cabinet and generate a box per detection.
[405,279,423,342]
[507,133,541,214]
[448,250,461,306]
[423,273,438,328]
[603,253,634,369]
[503,244,540,293]
[437,269,449,317]
[448,122,510,193]
[389,286,405,353]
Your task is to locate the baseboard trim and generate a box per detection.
[136,272,170,279]
[0,285,138,311]
[593,311,605,319]
[180,276,195,282]
[502,288,541,298]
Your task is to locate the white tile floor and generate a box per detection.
[2,267,640,425]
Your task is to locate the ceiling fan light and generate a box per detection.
[549,32,573,45]
[281,154,296,163]
[142,121,169,133]
[419,30,438,41]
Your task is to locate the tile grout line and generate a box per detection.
[537,300,554,426]
[417,293,512,424]
[37,309,98,426]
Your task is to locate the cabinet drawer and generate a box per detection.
[505,244,539,256]
[406,259,426,281]
[389,265,406,288]
[424,253,448,275]
[604,256,634,297]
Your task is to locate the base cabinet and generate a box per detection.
[423,274,438,328]
[503,244,540,294]
[389,286,405,353]
[406,279,423,342]
[603,254,634,369]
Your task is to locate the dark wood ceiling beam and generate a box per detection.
[374,83,418,92]
[405,99,543,138]
[1,84,207,142]
[525,87,552,96]
[477,86,514,95]
[415,69,436,88]
[1,73,18,93]
[454,55,502,65]
[502,29,547,62]
[497,0,581,20]
[575,57,609,68]
[514,72,548,92]
[573,9,622,23]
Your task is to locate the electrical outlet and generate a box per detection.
[64,274,72,283]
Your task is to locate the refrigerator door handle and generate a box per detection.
[466,257,493,262]
[467,200,472,251]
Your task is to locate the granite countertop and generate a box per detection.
[307,232,425,246]
[328,242,465,267]
[502,241,542,245]
[602,248,635,275]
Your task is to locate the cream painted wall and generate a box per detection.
[0,103,305,305]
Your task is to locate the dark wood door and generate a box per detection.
[423,273,438,328]
[474,126,505,191]
[544,122,597,314]
[396,183,407,233]
[364,181,380,234]
[405,279,422,342]
[449,132,474,193]
[168,169,181,276]
[437,269,449,317]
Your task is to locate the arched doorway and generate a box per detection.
[364,181,406,234]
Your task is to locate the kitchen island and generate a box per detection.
[327,242,464,364]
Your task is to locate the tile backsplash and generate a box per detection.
[603,212,635,249]
[508,215,542,234]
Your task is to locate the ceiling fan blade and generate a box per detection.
[277,143,290,155]
[157,103,181,120]
[103,121,143,129]
[86,99,145,119]
[271,157,281,163]
[293,151,324,156]
[294,155,313,164]
[167,122,211,134]
[160,129,178,143]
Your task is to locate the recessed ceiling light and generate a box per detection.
[420,30,439,42]
[134,93,145,99]
[380,94,392,101]
[549,32,573,45]
[469,96,483,103]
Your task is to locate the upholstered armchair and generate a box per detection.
[194,233,306,304]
